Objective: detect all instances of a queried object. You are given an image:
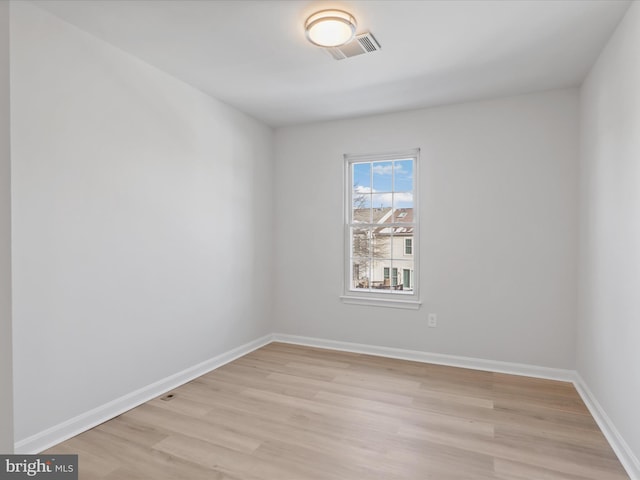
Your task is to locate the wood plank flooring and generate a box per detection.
[44,343,629,479]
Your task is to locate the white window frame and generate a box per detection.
[341,148,421,310]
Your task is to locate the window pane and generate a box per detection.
[353,162,371,190]
[371,194,392,212]
[394,159,414,192]
[393,192,414,211]
[393,234,413,257]
[351,228,370,258]
[351,258,370,290]
[372,161,393,192]
[371,229,390,260]
[393,206,414,223]
[394,260,414,291]
[371,259,389,290]
[352,194,371,223]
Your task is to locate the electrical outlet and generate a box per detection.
[428,313,437,328]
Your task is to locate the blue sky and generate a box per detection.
[353,159,414,209]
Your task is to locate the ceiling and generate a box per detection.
[33,0,631,127]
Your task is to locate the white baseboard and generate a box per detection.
[14,334,274,454]
[272,333,575,382]
[574,373,640,480]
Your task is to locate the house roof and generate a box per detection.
[353,207,392,224]
[353,207,414,236]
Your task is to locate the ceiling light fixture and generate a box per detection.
[305,9,357,48]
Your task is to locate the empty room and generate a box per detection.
[1,0,639,478]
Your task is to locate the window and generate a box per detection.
[343,149,419,308]
[404,238,413,255]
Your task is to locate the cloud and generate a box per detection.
[354,185,373,194]
[371,164,407,176]
[372,165,393,176]
[393,192,413,204]
[355,187,414,208]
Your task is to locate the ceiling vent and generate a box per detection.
[326,32,381,60]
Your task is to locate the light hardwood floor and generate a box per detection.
[44,343,628,479]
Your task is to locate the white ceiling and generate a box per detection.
[33,0,631,127]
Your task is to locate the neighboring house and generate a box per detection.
[351,207,414,292]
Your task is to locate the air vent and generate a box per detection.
[326,32,381,60]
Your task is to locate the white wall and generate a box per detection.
[578,1,640,469]
[10,2,273,444]
[274,89,579,369]
[0,0,14,454]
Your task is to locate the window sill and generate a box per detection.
[340,295,422,310]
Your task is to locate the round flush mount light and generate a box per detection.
[305,9,357,47]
